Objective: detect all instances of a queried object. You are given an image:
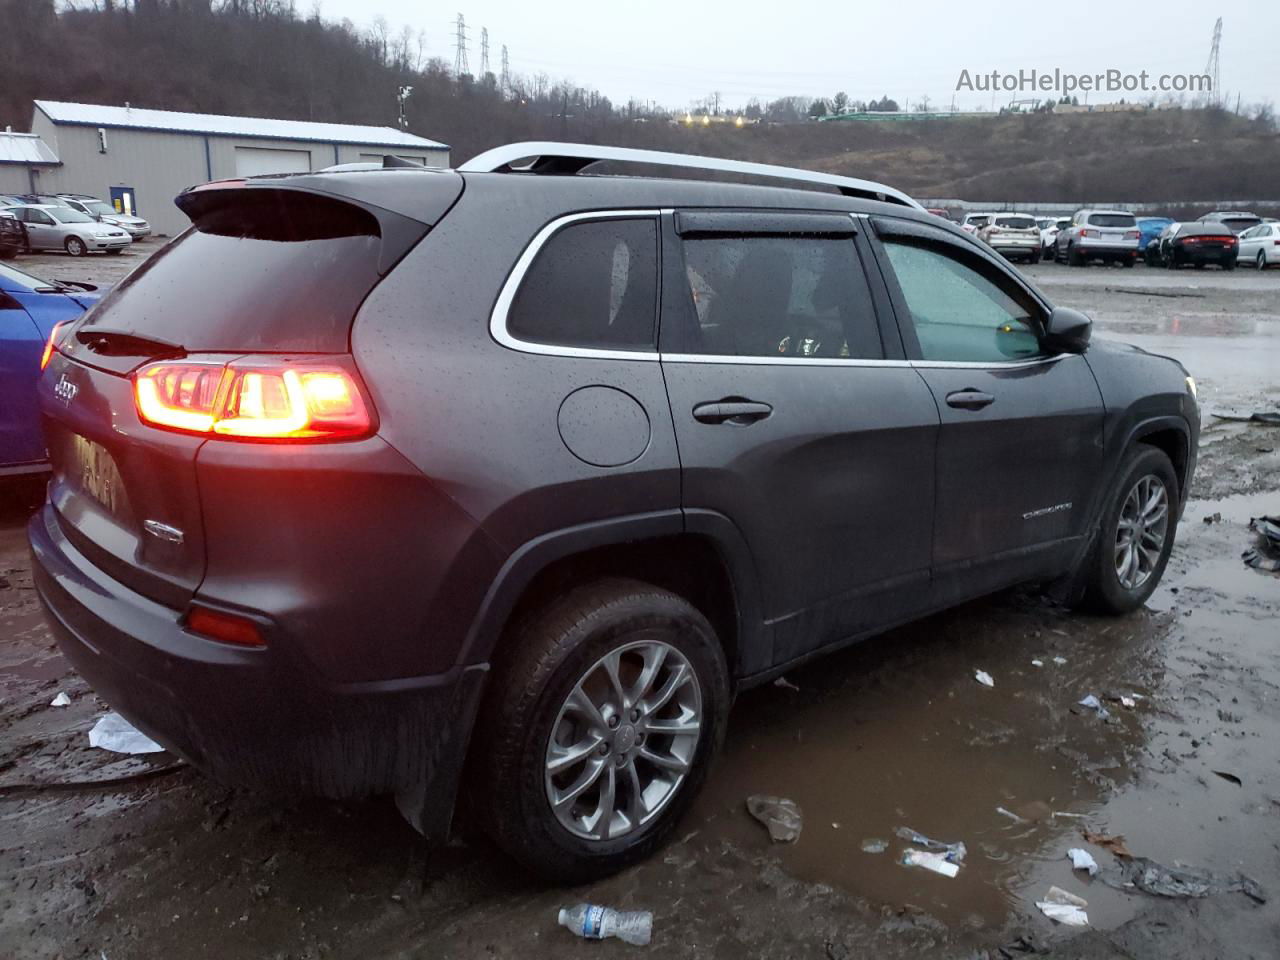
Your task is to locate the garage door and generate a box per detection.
[234,147,312,177]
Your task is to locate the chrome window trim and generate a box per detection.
[490,209,664,361]
[661,354,913,368]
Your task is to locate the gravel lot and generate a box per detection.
[2,249,1278,959]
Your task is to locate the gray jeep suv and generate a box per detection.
[30,143,1199,880]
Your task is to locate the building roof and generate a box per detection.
[33,100,448,151]
[0,130,60,165]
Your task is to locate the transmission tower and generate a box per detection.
[501,45,511,95]
[480,27,490,77]
[453,13,470,77]
[1204,17,1221,106]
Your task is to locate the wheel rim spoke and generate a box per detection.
[1114,474,1168,590]
[544,638,702,842]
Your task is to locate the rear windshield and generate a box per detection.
[1219,217,1260,232]
[994,216,1036,229]
[966,215,991,227]
[1086,213,1136,228]
[79,190,383,353]
[1178,223,1234,237]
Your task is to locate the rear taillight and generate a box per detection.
[185,605,265,647]
[40,322,65,371]
[134,357,373,441]
[1124,230,1140,240]
[1082,229,1098,239]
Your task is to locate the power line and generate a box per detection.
[453,12,469,77]
[480,27,490,77]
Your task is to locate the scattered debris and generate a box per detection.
[1082,830,1133,859]
[1076,695,1111,720]
[1120,696,1136,709]
[1244,549,1280,572]
[772,676,800,692]
[1202,511,1223,524]
[87,713,164,755]
[894,826,966,863]
[1067,848,1099,876]
[860,838,888,854]
[1052,656,1068,665]
[1250,515,1280,545]
[1030,659,1044,668]
[1212,770,1243,787]
[1211,411,1280,425]
[558,903,653,945]
[901,849,959,878]
[975,670,994,688]
[1035,886,1089,926]
[49,692,70,708]
[996,806,1025,824]
[1217,709,1243,723]
[1052,811,1091,820]
[1103,857,1267,904]
[746,795,803,843]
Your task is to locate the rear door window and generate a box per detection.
[506,217,659,350]
[671,233,882,359]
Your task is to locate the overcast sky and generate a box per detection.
[314,0,1278,112]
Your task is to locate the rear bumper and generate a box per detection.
[29,503,487,835]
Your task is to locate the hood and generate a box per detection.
[102,213,146,225]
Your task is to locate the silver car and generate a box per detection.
[1,204,131,256]
[56,195,151,239]
[1054,209,1140,267]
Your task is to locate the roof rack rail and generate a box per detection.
[457,141,921,209]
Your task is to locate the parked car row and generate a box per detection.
[0,192,150,259]
[932,206,1276,270]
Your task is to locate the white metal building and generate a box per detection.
[13,101,450,236]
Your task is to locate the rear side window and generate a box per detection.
[1086,213,1136,228]
[79,190,386,353]
[507,218,659,350]
[673,235,882,359]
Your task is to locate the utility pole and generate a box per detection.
[501,45,511,96]
[453,13,469,78]
[480,27,490,77]
[397,85,413,129]
[1204,17,1222,107]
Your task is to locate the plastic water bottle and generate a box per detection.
[557,903,653,945]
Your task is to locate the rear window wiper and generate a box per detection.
[76,328,186,359]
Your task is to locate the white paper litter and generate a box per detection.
[996,806,1025,823]
[1030,659,1044,668]
[88,713,164,754]
[1052,656,1068,665]
[1120,696,1136,709]
[901,849,960,878]
[1067,848,1099,875]
[1035,885,1089,926]
[975,670,994,688]
[1077,694,1111,719]
[50,692,71,707]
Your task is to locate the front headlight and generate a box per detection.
[1185,376,1197,400]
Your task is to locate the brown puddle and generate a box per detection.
[680,488,1280,934]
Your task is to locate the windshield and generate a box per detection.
[994,216,1036,229]
[83,200,119,217]
[49,207,95,224]
[1087,213,1136,228]
[0,261,57,291]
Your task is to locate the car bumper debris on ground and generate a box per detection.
[1,256,1278,959]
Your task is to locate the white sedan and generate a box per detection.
[1236,222,1280,269]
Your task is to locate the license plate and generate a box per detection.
[69,434,126,515]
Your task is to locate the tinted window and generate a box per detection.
[882,240,1042,363]
[1220,217,1260,233]
[676,235,882,359]
[507,218,658,350]
[993,216,1036,229]
[1087,213,1137,228]
[80,190,385,352]
[49,208,94,224]
[1178,223,1233,237]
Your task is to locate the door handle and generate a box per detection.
[945,389,995,410]
[692,400,773,425]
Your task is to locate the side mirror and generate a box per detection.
[1043,306,1092,354]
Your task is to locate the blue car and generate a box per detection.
[1136,217,1174,254]
[1,262,101,474]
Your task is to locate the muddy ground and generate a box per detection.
[1,251,1278,959]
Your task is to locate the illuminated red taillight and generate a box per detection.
[134,358,373,440]
[185,605,264,647]
[40,322,65,371]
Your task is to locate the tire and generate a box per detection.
[1258,251,1268,270]
[1122,257,1135,268]
[1223,260,1235,271]
[1078,445,1179,615]
[64,236,86,257]
[1068,244,1084,267]
[476,578,730,881]
[1029,249,1041,264]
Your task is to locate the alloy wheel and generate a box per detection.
[1114,474,1169,590]
[544,638,702,842]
